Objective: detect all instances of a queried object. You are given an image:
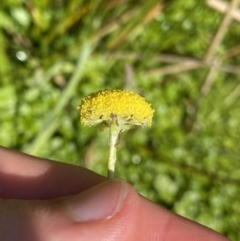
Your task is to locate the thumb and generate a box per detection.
[1,179,136,241]
[1,179,229,241]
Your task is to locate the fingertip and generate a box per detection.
[0,146,106,199]
[64,178,129,222]
[30,179,137,240]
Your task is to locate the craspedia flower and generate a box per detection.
[78,89,154,128]
[78,89,154,179]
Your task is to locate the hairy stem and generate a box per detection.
[108,125,120,179]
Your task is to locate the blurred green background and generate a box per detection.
[0,0,240,239]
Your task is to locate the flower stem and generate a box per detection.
[108,126,120,179]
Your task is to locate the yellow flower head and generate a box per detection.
[78,89,154,128]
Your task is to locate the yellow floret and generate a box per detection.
[78,89,154,127]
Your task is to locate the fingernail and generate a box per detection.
[65,179,128,222]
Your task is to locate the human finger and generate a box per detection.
[0,146,106,199]
[0,178,230,241]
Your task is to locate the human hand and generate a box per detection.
[0,146,229,241]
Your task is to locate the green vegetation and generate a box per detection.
[0,0,239,240]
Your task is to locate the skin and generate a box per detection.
[0,146,230,241]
